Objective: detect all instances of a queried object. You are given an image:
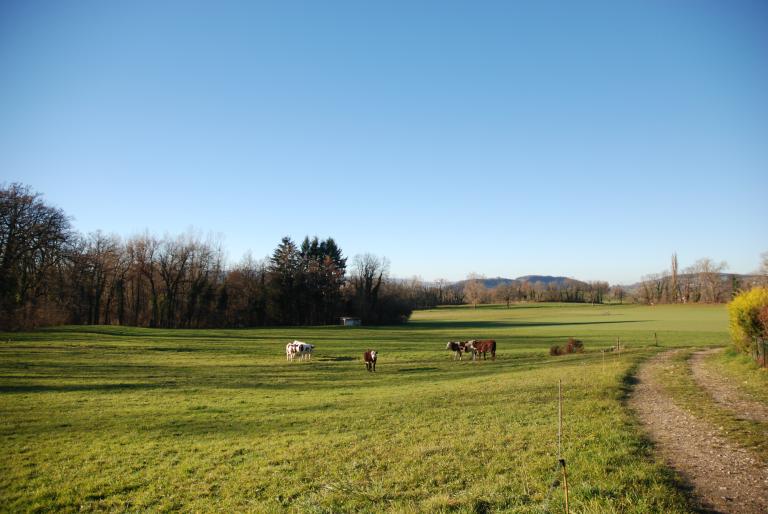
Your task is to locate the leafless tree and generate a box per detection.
[463,273,486,308]
[494,282,514,308]
[349,253,389,321]
[0,183,73,329]
[670,253,680,303]
[611,285,625,304]
[690,258,728,303]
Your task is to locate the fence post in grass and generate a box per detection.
[558,379,570,514]
[558,379,562,459]
[654,332,658,347]
[754,338,758,363]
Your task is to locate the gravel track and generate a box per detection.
[629,350,768,514]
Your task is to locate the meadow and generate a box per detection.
[0,303,729,513]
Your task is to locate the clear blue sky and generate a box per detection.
[1,1,766,284]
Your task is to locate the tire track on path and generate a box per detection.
[629,350,768,514]
[690,348,768,423]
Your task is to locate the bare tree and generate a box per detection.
[494,282,514,308]
[760,251,768,286]
[611,285,625,304]
[349,254,389,322]
[157,235,194,327]
[690,258,728,303]
[127,234,161,327]
[463,273,486,308]
[434,278,449,305]
[0,183,72,328]
[639,272,668,305]
[670,253,680,303]
[68,231,122,325]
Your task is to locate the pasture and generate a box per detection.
[0,303,728,513]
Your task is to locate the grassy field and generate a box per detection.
[706,347,768,403]
[0,303,729,513]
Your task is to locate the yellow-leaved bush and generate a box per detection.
[728,286,768,353]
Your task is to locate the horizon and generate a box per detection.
[2,1,766,284]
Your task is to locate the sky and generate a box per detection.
[1,0,766,284]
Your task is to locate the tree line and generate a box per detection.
[3,183,764,329]
[637,253,764,305]
[0,183,430,330]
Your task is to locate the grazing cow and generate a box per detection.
[286,341,315,362]
[286,341,299,361]
[467,339,496,361]
[446,341,464,360]
[363,350,378,372]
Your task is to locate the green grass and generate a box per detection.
[705,347,768,403]
[656,348,768,461]
[0,303,728,512]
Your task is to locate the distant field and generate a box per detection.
[0,303,728,512]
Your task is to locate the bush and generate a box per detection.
[551,338,584,356]
[565,337,584,353]
[728,287,768,353]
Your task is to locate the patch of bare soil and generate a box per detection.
[690,348,768,423]
[629,351,768,514]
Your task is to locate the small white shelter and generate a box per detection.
[340,317,362,327]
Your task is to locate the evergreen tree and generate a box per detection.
[268,237,300,324]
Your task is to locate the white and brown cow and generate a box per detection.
[363,350,377,372]
[446,341,464,360]
[286,341,314,361]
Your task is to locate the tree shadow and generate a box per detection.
[409,320,648,330]
[0,382,165,393]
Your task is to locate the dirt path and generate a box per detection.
[690,348,768,423]
[629,350,768,514]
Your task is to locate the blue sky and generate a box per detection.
[1,1,766,284]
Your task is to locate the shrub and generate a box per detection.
[551,339,584,356]
[728,287,768,353]
[565,337,584,353]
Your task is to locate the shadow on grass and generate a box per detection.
[408,320,648,330]
[0,382,166,393]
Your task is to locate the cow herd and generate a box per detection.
[445,339,497,361]
[285,339,497,371]
[285,340,315,361]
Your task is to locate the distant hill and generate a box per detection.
[515,275,587,287]
[453,275,587,290]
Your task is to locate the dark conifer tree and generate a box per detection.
[268,237,300,324]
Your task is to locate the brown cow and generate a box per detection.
[466,339,496,361]
[363,349,378,372]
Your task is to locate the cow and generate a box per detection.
[286,342,299,361]
[286,341,314,361]
[467,339,496,361]
[363,350,377,372]
[446,341,466,360]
